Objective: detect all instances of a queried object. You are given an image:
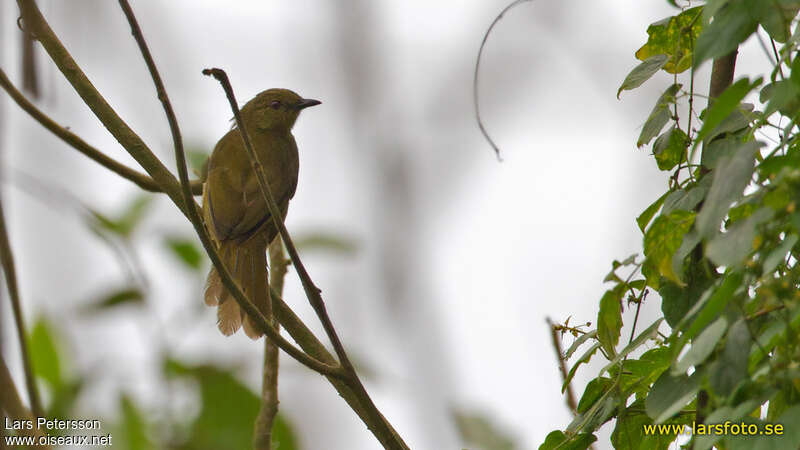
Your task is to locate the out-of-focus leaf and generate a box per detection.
[695,79,761,149]
[643,210,695,284]
[652,126,689,171]
[294,232,358,256]
[564,330,597,360]
[539,430,596,450]
[694,2,758,66]
[28,316,63,389]
[646,370,701,423]
[706,207,773,267]
[270,413,298,450]
[601,319,664,376]
[90,195,154,238]
[576,377,613,414]
[637,192,668,233]
[695,140,761,239]
[709,318,751,396]
[47,379,84,425]
[618,54,669,98]
[751,1,800,43]
[638,84,682,148]
[82,287,145,313]
[164,237,204,270]
[164,358,260,450]
[761,79,800,119]
[762,234,798,275]
[672,316,727,375]
[186,149,210,179]
[635,7,703,74]
[597,288,623,356]
[117,394,154,450]
[617,347,672,397]
[453,409,517,450]
[612,399,684,450]
[563,342,601,393]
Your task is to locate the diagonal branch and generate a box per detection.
[0,67,203,194]
[116,0,342,379]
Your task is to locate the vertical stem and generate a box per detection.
[254,239,286,450]
[0,156,42,418]
[546,318,577,414]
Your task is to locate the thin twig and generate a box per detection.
[473,0,532,160]
[117,0,341,378]
[546,317,577,414]
[0,357,50,447]
[203,68,408,450]
[0,67,203,194]
[254,239,286,450]
[0,160,42,418]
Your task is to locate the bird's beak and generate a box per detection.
[295,98,321,110]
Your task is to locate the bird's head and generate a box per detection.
[240,88,321,132]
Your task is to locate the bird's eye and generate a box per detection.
[270,100,281,109]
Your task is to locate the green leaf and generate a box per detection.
[637,192,668,233]
[762,234,798,275]
[90,195,154,238]
[164,359,260,450]
[638,84,682,148]
[751,0,800,43]
[761,79,800,118]
[662,185,708,217]
[601,319,664,376]
[597,289,623,356]
[294,232,358,256]
[270,414,299,450]
[612,400,683,450]
[694,1,758,66]
[706,207,773,267]
[82,287,144,313]
[563,342,601,393]
[564,330,597,360]
[617,347,672,396]
[164,237,204,270]
[695,140,761,239]
[658,260,713,328]
[645,370,701,423]
[117,394,154,450]
[618,54,669,98]
[576,377,614,414]
[674,272,743,350]
[652,126,689,171]
[709,318,751,396]
[643,210,696,284]
[539,431,597,450]
[28,316,63,390]
[452,409,516,450]
[694,79,761,149]
[635,7,704,74]
[186,149,210,179]
[672,316,728,375]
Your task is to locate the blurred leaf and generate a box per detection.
[47,379,84,425]
[618,54,669,98]
[635,7,703,74]
[645,370,701,423]
[695,79,761,149]
[294,232,358,256]
[597,288,623,356]
[270,413,298,450]
[563,342,601,393]
[617,347,672,397]
[539,430,596,450]
[675,272,743,345]
[601,319,664,376]
[164,358,259,450]
[165,236,204,270]
[564,330,597,360]
[576,377,613,414]
[762,234,797,275]
[694,1,758,66]
[751,1,800,43]
[710,318,751,396]
[662,185,708,217]
[638,84,682,148]
[90,195,154,239]
[28,316,63,389]
[672,316,727,375]
[117,394,154,450]
[706,207,773,267]
[82,287,145,313]
[695,140,760,240]
[643,210,695,284]
[652,126,689,171]
[453,409,517,450]
[612,399,682,450]
[637,192,668,233]
[186,149,210,179]
[761,80,800,119]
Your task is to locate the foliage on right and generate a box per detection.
[544,2,800,449]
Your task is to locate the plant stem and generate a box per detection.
[0,357,50,447]
[254,239,286,450]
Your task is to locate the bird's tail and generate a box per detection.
[204,238,269,339]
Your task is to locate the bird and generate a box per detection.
[202,88,320,339]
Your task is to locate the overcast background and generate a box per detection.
[0,1,770,449]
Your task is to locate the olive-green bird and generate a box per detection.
[202,88,320,339]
